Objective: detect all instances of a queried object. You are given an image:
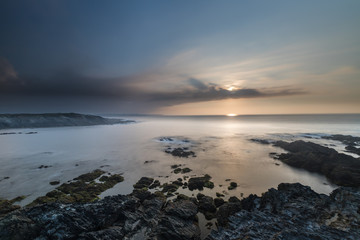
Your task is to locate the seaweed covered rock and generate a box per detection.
[133,177,154,189]
[188,174,214,191]
[29,170,124,206]
[165,147,196,158]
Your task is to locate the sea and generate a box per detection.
[1,114,359,208]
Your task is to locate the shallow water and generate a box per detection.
[0,114,359,206]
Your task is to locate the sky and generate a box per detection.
[0,0,359,115]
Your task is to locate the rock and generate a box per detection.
[216,192,225,198]
[173,168,182,174]
[216,202,242,226]
[161,183,179,193]
[228,196,240,203]
[38,165,52,169]
[49,181,60,185]
[273,140,360,187]
[165,147,196,158]
[322,134,360,146]
[181,167,192,173]
[249,138,271,144]
[198,196,216,220]
[172,180,183,186]
[228,182,237,190]
[164,200,198,219]
[345,145,360,155]
[171,164,182,169]
[214,198,225,208]
[133,177,154,189]
[144,160,156,164]
[208,183,360,239]
[0,194,200,240]
[149,180,161,189]
[188,174,214,191]
[29,170,124,206]
[0,198,23,216]
[131,188,152,202]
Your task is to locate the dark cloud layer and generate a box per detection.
[0,58,306,108]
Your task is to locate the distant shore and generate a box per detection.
[0,113,134,130]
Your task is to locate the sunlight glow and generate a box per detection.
[227,86,235,91]
[226,113,237,117]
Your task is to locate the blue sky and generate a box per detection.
[0,0,359,114]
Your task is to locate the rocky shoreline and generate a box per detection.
[1,133,360,239]
[0,113,134,130]
[0,182,359,239]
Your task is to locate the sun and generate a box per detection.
[227,86,235,91]
[226,113,237,117]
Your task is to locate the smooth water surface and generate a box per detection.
[0,114,359,205]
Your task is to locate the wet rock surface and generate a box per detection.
[1,182,359,239]
[322,134,360,156]
[273,140,360,187]
[165,147,196,158]
[0,193,200,240]
[208,183,360,240]
[188,175,214,191]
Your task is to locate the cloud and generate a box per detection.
[0,58,307,108]
[188,78,208,90]
[149,79,306,104]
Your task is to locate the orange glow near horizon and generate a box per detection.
[226,113,237,117]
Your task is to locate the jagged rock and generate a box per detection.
[149,180,161,189]
[197,195,216,220]
[0,194,200,240]
[214,198,225,208]
[207,183,360,239]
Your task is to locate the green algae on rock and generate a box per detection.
[0,196,26,216]
[28,169,124,206]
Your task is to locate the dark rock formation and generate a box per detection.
[322,134,360,146]
[133,177,154,189]
[188,175,214,191]
[249,138,271,144]
[273,140,360,187]
[1,182,359,239]
[0,194,200,240]
[0,113,133,130]
[321,134,360,156]
[165,147,196,158]
[208,183,360,239]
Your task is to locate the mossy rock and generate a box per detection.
[228,182,237,190]
[181,168,192,173]
[161,183,179,193]
[204,181,214,189]
[176,194,190,201]
[74,169,105,182]
[29,170,124,206]
[171,164,182,169]
[174,168,182,174]
[153,191,166,200]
